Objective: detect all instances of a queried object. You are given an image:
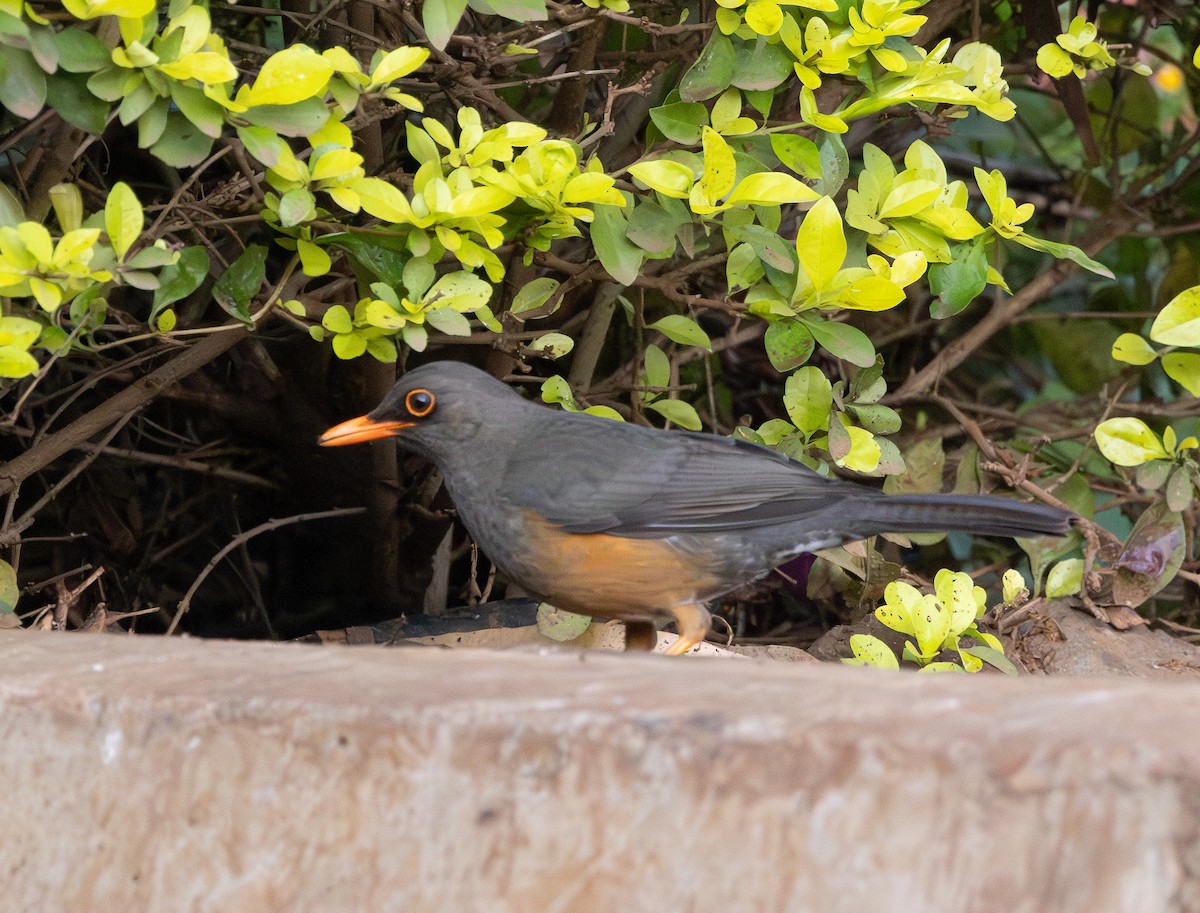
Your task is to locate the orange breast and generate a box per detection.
[507,511,722,623]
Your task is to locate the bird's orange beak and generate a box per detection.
[318,415,413,446]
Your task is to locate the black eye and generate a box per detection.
[405,389,436,417]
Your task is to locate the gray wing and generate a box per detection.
[500,412,865,535]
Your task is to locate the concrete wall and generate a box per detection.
[2,630,1198,912]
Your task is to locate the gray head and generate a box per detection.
[317,361,534,464]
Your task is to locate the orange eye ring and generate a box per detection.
[405,388,436,418]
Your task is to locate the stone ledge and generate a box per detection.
[2,630,1198,913]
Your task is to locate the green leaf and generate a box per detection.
[1095,417,1169,466]
[54,27,111,72]
[44,71,110,132]
[212,245,268,325]
[0,558,18,613]
[647,314,711,350]
[152,246,210,314]
[642,343,670,393]
[783,365,832,435]
[425,306,472,336]
[648,102,708,145]
[959,644,1018,675]
[149,113,217,167]
[847,403,901,434]
[333,234,408,286]
[816,132,849,197]
[1150,286,1200,346]
[104,182,142,262]
[422,0,469,51]
[727,223,795,273]
[795,196,844,290]
[680,32,735,102]
[590,204,643,285]
[536,602,591,642]
[928,243,987,319]
[647,397,702,430]
[1162,352,1200,396]
[511,277,560,317]
[170,82,226,139]
[0,49,46,119]
[730,35,793,90]
[764,320,814,372]
[799,318,876,367]
[626,201,683,257]
[1166,466,1195,512]
[770,134,821,179]
[242,98,331,137]
[1011,233,1115,279]
[126,245,178,269]
[277,187,317,228]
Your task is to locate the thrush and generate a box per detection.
[320,361,1072,654]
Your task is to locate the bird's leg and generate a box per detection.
[663,603,712,656]
[623,620,658,652]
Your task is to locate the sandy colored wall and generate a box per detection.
[1,630,1197,912]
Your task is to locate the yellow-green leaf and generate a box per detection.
[844,633,899,670]
[1095,417,1170,466]
[48,184,83,234]
[1150,286,1200,347]
[536,603,592,642]
[878,180,941,220]
[1046,558,1083,597]
[104,182,142,262]
[877,580,920,635]
[627,160,694,199]
[351,178,415,222]
[367,46,430,88]
[723,172,820,207]
[237,45,334,108]
[1111,332,1157,366]
[60,0,154,19]
[297,238,331,277]
[698,127,736,204]
[529,332,574,359]
[157,52,238,85]
[0,344,38,377]
[647,314,711,351]
[796,196,844,291]
[911,593,950,658]
[1162,352,1200,396]
[834,421,881,473]
[1002,569,1028,604]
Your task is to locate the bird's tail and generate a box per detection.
[842,492,1073,539]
